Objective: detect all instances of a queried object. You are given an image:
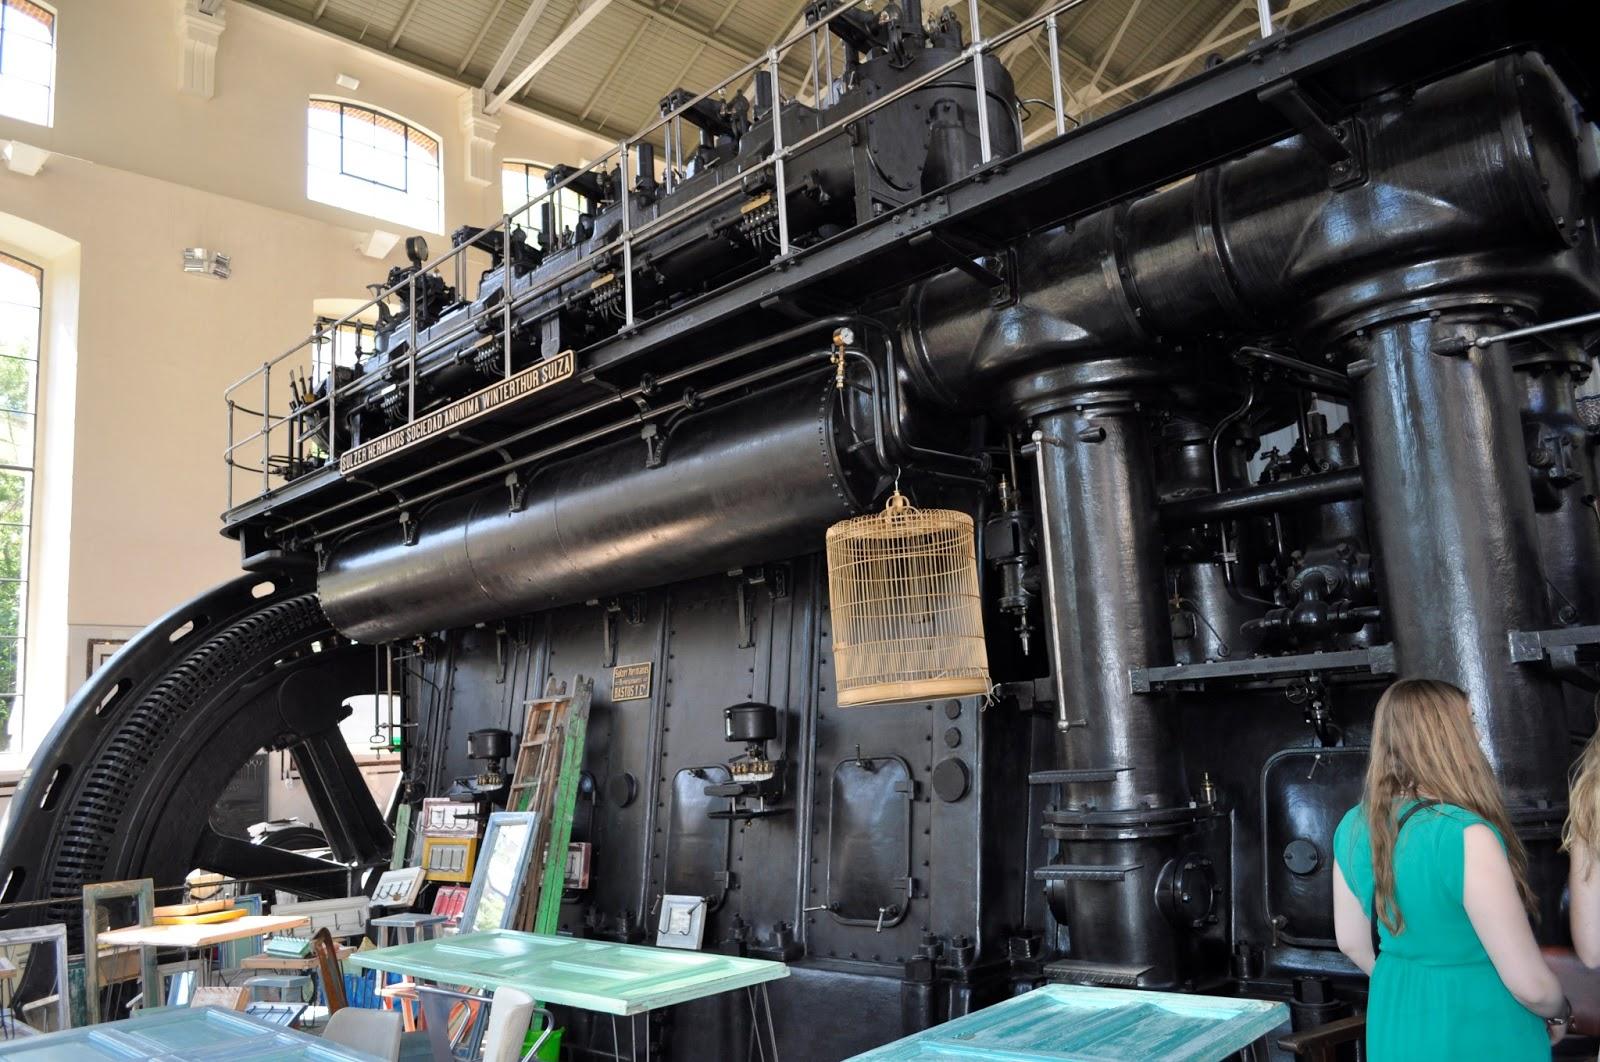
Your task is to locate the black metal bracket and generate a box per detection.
[505,470,529,513]
[906,229,1014,306]
[598,593,646,667]
[1129,644,1396,693]
[1257,79,1365,189]
[730,565,791,648]
[1508,624,1600,691]
[641,422,665,468]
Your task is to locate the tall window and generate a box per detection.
[307,99,442,233]
[502,161,586,244]
[0,254,40,752]
[0,0,55,127]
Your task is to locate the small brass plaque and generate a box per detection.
[612,661,653,701]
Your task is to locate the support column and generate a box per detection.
[1034,403,1182,809]
[1033,401,1199,986]
[1352,313,1567,807]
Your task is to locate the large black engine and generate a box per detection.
[7,1,1600,1058]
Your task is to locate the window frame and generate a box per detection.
[0,0,57,129]
[0,251,42,755]
[306,97,444,233]
[501,160,587,244]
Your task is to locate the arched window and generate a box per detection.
[0,0,55,127]
[307,99,442,233]
[0,252,40,751]
[502,161,585,244]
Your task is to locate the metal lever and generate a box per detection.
[803,902,837,913]
[876,905,900,932]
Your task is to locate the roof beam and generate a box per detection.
[1086,0,1144,94]
[457,0,509,74]
[579,15,653,122]
[488,0,619,113]
[484,0,554,94]
[613,0,761,67]
[1154,0,1250,90]
[387,0,422,48]
[311,0,329,19]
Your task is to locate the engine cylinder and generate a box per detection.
[317,378,876,642]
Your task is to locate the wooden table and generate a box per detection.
[0,1004,385,1059]
[846,984,1289,1061]
[97,916,311,951]
[349,928,787,1059]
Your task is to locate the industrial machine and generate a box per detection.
[6,0,1600,1057]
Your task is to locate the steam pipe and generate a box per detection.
[317,377,881,642]
[902,54,1595,417]
[1158,468,1365,527]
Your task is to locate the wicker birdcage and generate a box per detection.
[825,491,990,707]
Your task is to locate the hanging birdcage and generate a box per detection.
[825,491,990,707]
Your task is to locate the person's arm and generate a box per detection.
[1570,838,1600,967]
[1333,858,1375,976]
[1462,823,1568,1021]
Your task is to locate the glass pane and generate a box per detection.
[0,408,34,467]
[0,636,21,696]
[0,355,36,414]
[5,33,52,85]
[6,3,55,44]
[0,693,18,753]
[0,73,49,126]
[0,574,21,638]
[0,469,31,527]
[0,256,42,309]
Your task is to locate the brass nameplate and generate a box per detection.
[612,661,653,702]
[337,350,575,474]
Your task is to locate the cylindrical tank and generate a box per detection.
[318,378,879,642]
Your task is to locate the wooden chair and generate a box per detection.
[1544,945,1600,1036]
[311,928,348,1014]
[1276,1014,1365,1062]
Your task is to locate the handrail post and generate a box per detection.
[968,0,992,164]
[408,273,419,422]
[503,216,514,378]
[1257,0,1274,38]
[226,397,235,509]
[619,140,635,328]
[261,366,271,497]
[1047,13,1066,137]
[769,48,791,259]
[328,332,339,465]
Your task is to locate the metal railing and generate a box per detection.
[224,0,1282,513]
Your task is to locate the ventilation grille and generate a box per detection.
[825,492,989,707]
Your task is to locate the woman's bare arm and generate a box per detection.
[1463,824,1566,1018]
[1333,859,1375,976]
[1570,839,1600,967]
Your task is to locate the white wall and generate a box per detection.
[0,0,611,778]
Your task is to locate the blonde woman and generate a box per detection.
[1332,679,1570,1058]
[1566,724,1600,966]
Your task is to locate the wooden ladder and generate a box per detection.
[507,681,570,816]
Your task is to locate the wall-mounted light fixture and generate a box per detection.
[183,248,232,279]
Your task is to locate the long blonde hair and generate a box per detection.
[1364,679,1534,934]
[1563,715,1600,868]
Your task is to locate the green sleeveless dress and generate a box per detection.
[1332,801,1547,1060]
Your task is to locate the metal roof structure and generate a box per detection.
[239,0,1358,153]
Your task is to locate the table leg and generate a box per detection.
[762,983,780,1062]
[746,988,767,1062]
[417,986,457,1062]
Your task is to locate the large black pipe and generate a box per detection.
[903,54,1595,416]
[1158,467,1365,527]
[318,378,875,642]
[1352,314,1567,806]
